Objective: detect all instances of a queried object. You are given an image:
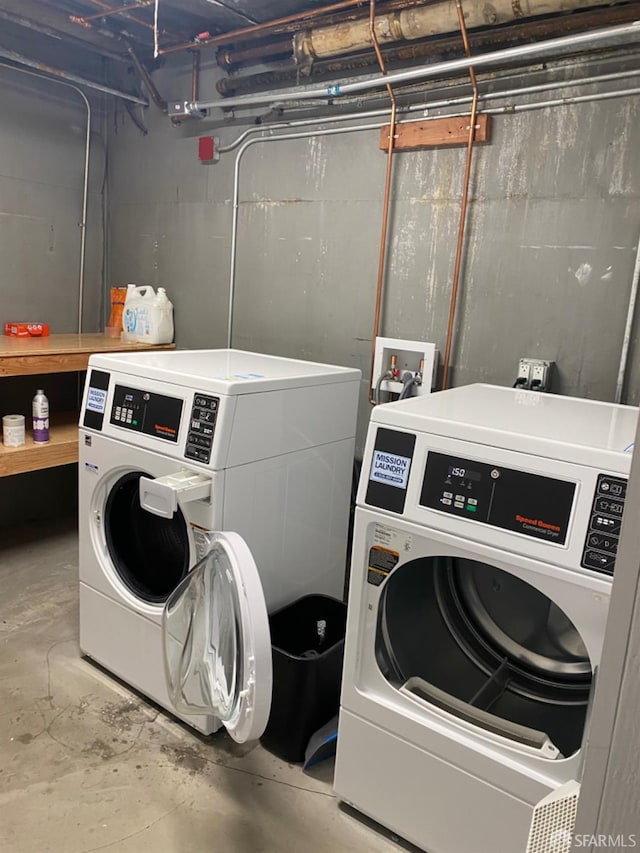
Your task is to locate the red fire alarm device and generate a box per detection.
[198,135,219,163]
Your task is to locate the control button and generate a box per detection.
[195,408,215,423]
[115,407,121,416]
[468,498,478,506]
[443,491,453,499]
[202,424,214,437]
[132,420,138,426]
[454,502,464,509]
[595,497,624,516]
[591,514,621,535]
[191,420,202,431]
[185,445,211,463]
[188,433,212,448]
[466,504,477,513]
[588,533,618,554]
[582,549,615,574]
[455,495,465,503]
[598,477,627,500]
[441,498,452,506]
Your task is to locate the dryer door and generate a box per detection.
[162,531,272,743]
[376,556,592,758]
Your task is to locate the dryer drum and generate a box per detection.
[375,556,592,758]
[104,471,190,604]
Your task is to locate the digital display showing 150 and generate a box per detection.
[448,465,481,482]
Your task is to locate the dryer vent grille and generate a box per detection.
[526,780,580,853]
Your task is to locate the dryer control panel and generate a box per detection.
[420,451,576,546]
[580,474,627,575]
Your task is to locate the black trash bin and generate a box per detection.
[260,594,347,763]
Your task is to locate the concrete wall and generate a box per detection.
[107,56,640,454]
[0,68,105,333]
[0,69,105,527]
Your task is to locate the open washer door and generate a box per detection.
[162,531,272,743]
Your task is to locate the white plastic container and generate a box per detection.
[121,284,174,344]
[141,287,174,344]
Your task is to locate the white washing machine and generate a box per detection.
[79,349,360,736]
[333,384,637,853]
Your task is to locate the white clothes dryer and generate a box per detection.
[333,384,637,853]
[79,349,360,735]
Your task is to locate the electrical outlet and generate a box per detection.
[517,358,531,388]
[517,358,555,391]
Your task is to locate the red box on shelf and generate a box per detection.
[4,322,50,337]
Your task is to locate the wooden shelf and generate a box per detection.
[0,412,79,477]
[0,333,175,377]
[0,333,176,477]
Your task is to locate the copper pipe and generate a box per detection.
[77,0,175,36]
[72,1,154,25]
[192,50,200,103]
[159,0,371,56]
[441,0,479,391]
[368,0,398,405]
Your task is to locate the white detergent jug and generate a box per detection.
[143,287,174,345]
[122,284,155,341]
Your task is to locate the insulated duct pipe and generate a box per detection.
[187,20,640,113]
[293,0,634,66]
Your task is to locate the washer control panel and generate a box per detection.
[581,474,627,575]
[110,385,182,443]
[185,393,219,464]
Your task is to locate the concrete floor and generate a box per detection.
[0,518,406,853]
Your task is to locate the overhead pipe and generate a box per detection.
[73,0,177,38]
[293,0,633,67]
[71,1,155,26]
[216,4,640,97]
[442,0,478,391]
[0,8,128,64]
[158,0,409,57]
[0,62,91,334]
[126,42,167,111]
[0,45,148,105]
[368,0,399,406]
[186,21,640,114]
[217,38,295,70]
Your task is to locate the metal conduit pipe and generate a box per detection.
[0,62,91,334]
[442,0,478,391]
[0,46,148,106]
[615,234,640,404]
[226,83,640,397]
[188,21,640,113]
[217,66,640,153]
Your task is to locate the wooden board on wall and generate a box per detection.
[379,114,491,152]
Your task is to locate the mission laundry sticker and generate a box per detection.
[370,450,411,489]
[86,387,108,413]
